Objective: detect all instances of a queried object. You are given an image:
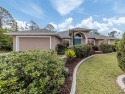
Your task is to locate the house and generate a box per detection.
[5,28,117,51]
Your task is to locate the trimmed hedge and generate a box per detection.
[72,44,93,58]
[117,33,125,71]
[100,44,113,53]
[57,44,66,55]
[0,50,66,94]
[92,45,99,51]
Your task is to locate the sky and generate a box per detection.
[0,0,125,38]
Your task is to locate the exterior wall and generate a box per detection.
[19,37,50,51]
[109,39,115,44]
[51,36,61,50]
[95,39,115,46]
[13,36,16,51]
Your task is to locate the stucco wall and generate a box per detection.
[110,39,115,44]
[51,36,61,50]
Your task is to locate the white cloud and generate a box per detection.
[50,16,124,38]
[76,16,109,32]
[18,4,45,19]
[103,17,125,25]
[16,20,30,31]
[50,17,74,31]
[51,0,84,15]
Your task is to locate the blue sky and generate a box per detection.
[0,0,125,37]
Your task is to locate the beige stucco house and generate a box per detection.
[5,28,117,51]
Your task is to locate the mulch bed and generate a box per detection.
[58,51,102,94]
[58,58,82,94]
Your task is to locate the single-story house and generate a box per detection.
[5,28,117,51]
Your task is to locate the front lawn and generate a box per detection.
[76,53,124,94]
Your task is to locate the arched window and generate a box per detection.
[74,33,82,45]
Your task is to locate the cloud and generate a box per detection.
[50,17,74,31]
[6,1,45,19]
[103,17,125,25]
[51,0,84,15]
[50,16,124,38]
[76,16,109,32]
[16,20,30,31]
[19,4,45,19]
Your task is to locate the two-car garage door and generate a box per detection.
[17,37,51,51]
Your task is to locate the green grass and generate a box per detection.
[76,53,124,94]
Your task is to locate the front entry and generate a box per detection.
[74,33,82,45]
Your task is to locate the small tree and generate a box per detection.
[90,29,100,35]
[108,31,120,37]
[117,33,125,71]
[45,24,55,31]
[30,20,39,30]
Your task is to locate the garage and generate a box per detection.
[16,36,51,51]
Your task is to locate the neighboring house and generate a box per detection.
[5,28,117,51]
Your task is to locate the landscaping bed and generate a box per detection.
[58,58,82,94]
[58,51,103,94]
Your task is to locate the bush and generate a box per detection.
[117,33,125,71]
[72,44,93,58]
[100,44,113,53]
[57,44,66,55]
[65,49,76,60]
[111,44,117,52]
[92,45,98,51]
[0,50,66,94]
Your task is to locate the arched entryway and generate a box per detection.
[74,33,82,45]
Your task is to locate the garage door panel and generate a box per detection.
[19,37,50,51]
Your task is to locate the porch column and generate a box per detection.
[94,39,95,45]
[86,37,88,44]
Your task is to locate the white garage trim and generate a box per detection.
[15,36,52,51]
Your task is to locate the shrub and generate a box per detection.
[0,50,66,94]
[92,45,99,51]
[111,44,117,52]
[100,44,113,53]
[65,49,76,60]
[57,44,66,55]
[117,33,125,71]
[72,44,93,58]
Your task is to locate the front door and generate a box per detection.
[74,38,81,45]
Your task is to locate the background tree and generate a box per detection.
[30,20,39,30]
[90,29,100,35]
[108,31,120,37]
[45,24,55,31]
[0,6,17,31]
[0,28,12,50]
